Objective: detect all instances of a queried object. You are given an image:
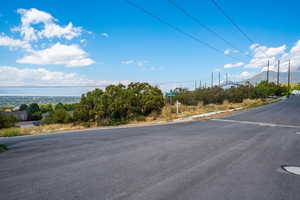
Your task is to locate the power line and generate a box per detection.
[124,0,245,62]
[210,0,268,58]
[210,0,254,44]
[167,0,251,59]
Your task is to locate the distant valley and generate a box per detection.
[0,96,80,107]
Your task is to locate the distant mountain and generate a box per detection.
[246,71,300,84]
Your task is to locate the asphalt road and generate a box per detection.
[1,96,300,200]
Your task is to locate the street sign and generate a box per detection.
[166,93,176,97]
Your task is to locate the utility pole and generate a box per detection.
[218,72,221,87]
[199,80,202,89]
[267,60,270,83]
[277,60,280,85]
[211,72,214,88]
[226,73,228,85]
[194,80,197,90]
[288,60,291,92]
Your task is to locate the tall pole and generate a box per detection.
[277,60,280,85]
[267,60,270,83]
[199,80,202,89]
[218,72,221,87]
[194,80,197,90]
[211,72,214,88]
[288,60,291,91]
[226,73,228,85]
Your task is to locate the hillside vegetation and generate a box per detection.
[0,81,290,137]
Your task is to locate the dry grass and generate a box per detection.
[0,124,89,137]
[160,98,276,121]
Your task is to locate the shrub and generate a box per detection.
[0,113,17,129]
[0,144,8,152]
[41,108,72,125]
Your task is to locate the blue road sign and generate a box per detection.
[166,93,176,97]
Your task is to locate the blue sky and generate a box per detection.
[1,0,300,91]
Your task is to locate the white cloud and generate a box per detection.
[223,43,291,72]
[290,40,300,54]
[39,22,82,40]
[0,34,31,50]
[245,41,300,72]
[15,8,82,41]
[0,8,94,67]
[224,49,239,55]
[17,43,94,67]
[121,60,148,67]
[121,60,134,65]
[265,45,286,57]
[249,43,286,60]
[80,39,86,43]
[0,66,131,86]
[229,71,253,79]
[100,32,109,37]
[224,62,244,69]
[250,43,259,49]
[0,66,79,86]
[136,60,148,67]
[121,60,161,71]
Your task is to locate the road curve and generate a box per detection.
[1,96,300,200]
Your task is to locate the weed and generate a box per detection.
[0,144,8,153]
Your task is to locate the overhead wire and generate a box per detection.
[210,0,269,58]
[124,0,246,62]
[167,0,251,59]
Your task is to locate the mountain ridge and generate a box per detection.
[246,71,300,84]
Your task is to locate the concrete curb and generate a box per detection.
[173,108,243,122]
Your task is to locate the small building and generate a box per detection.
[0,111,28,121]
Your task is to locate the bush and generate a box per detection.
[0,113,17,129]
[0,144,8,152]
[41,108,72,125]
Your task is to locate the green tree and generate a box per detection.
[73,88,104,122]
[19,104,28,111]
[40,104,53,113]
[27,103,42,121]
[55,103,65,110]
[128,82,164,115]
[73,82,165,125]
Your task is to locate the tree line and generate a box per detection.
[170,81,289,106]
[0,81,290,129]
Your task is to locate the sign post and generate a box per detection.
[165,93,176,105]
[176,100,181,115]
